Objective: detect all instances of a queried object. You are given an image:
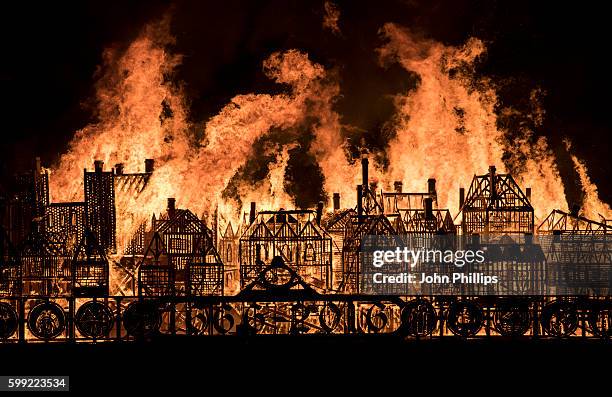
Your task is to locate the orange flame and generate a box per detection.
[377,23,568,219]
[49,16,608,253]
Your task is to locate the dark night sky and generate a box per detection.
[0,0,610,207]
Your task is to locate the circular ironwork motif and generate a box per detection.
[541,301,578,337]
[400,299,438,337]
[0,302,18,339]
[27,302,66,340]
[122,301,161,337]
[493,300,531,337]
[447,301,484,337]
[75,301,113,338]
[588,303,612,338]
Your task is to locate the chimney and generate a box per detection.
[459,187,465,209]
[424,197,433,220]
[394,181,403,193]
[35,157,41,174]
[115,163,124,175]
[94,160,104,173]
[333,193,340,211]
[525,187,531,202]
[357,185,363,222]
[489,166,496,199]
[427,178,436,195]
[361,158,369,191]
[316,201,323,226]
[145,159,155,173]
[249,202,256,224]
[167,198,176,219]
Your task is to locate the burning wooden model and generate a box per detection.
[138,198,224,296]
[0,157,610,342]
[239,204,333,290]
[459,165,534,235]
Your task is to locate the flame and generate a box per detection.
[49,15,608,253]
[323,1,341,35]
[564,140,611,220]
[239,146,295,212]
[377,23,568,219]
[49,19,358,253]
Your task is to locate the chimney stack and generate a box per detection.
[167,198,176,218]
[94,160,104,173]
[525,187,531,202]
[145,159,155,173]
[427,178,436,195]
[489,166,496,199]
[316,201,323,226]
[394,181,403,193]
[361,158,369,191]
[424,197,433,220]
[459,187,465,209]
[357,185,363,222]
[115,163,124,175]
[35,157,41,174]
[249,202,256,224]
[333,193,340,211]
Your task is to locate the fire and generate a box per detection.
[323,1,341,35]
[49,15,607,255]
[565,140,611,220]
[49,18,357,253]
[377,23,568,219]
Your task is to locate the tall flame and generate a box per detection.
[377,23,568,219]
[49,16,608,252]
[49,19,357,252]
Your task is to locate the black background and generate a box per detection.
[1,0,610,207]
[0,337,610,393]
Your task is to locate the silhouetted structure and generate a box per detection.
[460,166,534,235]
[20,221,70,296]
[0,157,610,343]
[138,198,224,296]
[240,208,333,290]
[84,160,116,252]
[45,202,85,254]
[72,229,109,297]
[322,206,355,290]
[2,158,49,246]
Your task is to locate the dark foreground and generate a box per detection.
[1,336,610,393]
